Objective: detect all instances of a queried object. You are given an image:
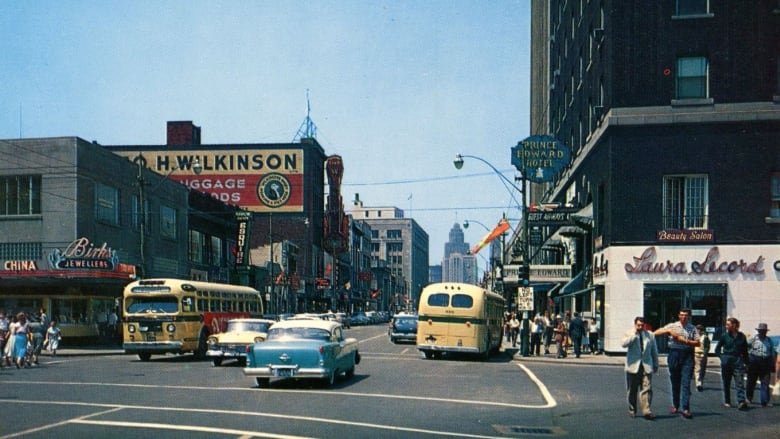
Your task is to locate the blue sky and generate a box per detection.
[0,0,530,265]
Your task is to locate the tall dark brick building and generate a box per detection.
[528,1,780,352]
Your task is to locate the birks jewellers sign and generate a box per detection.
[48,237,118,270]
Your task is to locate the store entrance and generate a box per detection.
[643,283,726,353]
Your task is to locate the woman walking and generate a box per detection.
[10,312,30,368]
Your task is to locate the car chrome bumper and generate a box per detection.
[390,332,417,340]
[243,366,330,379]
[123,341,182,353]
[206,349,247,358]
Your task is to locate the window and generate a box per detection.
[771,173,780,218]
[95,183,119,225]
[676,57,708,99]
[451,294,474,309]
[387,229,402,239]
[210,236,223,266]
[189,230,205,263]
[675,0,708,16]
[663,175,708,229]
[0,175,41,216]
[427,293,449,307]
[160,205,177,239]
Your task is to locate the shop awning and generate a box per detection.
[572,203,593,228]
[557,270,596,298]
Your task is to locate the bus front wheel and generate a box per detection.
[138,353,151,361]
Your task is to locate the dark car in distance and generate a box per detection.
[388,314,418,344]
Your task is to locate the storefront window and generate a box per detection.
[643,283,726,352]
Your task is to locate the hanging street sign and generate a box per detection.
[511,135,571,183]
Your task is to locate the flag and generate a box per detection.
[470,218,511,255]
[324,263,332,277]
[370,289,382,299]
[344,281,351,290]
[408,193,412,200]
[275,271,285,285]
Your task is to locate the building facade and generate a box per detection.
[0,136,238,342]
[349,199,430,310]
[527,1,780,352]
[441,223,478,284]
[106,121,329,314]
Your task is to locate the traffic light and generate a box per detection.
[518,263,530,287]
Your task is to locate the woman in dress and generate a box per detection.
[45,320,62,356]
[11,312,30,368]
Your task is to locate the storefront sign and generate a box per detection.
[625,246,765,276]
[48,237,118,270]
[656,229,714,243]
[3,260,39,271]
[530,265,572,282]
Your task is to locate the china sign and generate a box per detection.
[511,135,570,183]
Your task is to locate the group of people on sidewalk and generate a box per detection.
[622,308,778,421]
[504,310,601,358]
[0,308,62,369]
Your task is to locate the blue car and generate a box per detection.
[243,319,360,388]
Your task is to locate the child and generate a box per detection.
[44,321,62,357]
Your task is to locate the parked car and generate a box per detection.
[206,318,275,366]
[243,319,360,388]
[350,311,368,326]
[335,312,351,329]
[388,314,418,344]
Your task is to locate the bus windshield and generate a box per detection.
[126,297,179,314]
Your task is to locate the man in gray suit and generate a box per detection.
[622,316,659,420]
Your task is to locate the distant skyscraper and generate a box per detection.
[441,223,477,284]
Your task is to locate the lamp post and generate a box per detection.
[135,154,202,279]
[453,153,528,265]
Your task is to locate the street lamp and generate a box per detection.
[135,154,202,279]
[453,153,528,264]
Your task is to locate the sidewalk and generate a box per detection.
[501,340,721,368]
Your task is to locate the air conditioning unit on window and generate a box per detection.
[592,28,604,41]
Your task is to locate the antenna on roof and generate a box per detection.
[293,89,318,142]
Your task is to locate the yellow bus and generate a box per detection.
[416,282,506,361]
[122,278,263,361]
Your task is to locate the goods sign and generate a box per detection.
[517,287,534,311]
[511,135,570,183]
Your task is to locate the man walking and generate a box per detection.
[622,316,658,420]
[694,324,710,392]
[569,312,586,358]
[654,309,700,419]
[714,317,749,410]
[746,323,777,407]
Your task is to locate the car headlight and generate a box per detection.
[128,325,136,333]
[253,336,265,343]
[167,323,176,333]
[207,336,218,346]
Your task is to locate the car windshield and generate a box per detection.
[125,297,178,314]
[227,321,271,333]
[266,327,331,341]
[396,317,417,325]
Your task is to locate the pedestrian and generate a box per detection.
[504,312,511,343]
[44,321,62,357]
[4,312,16,366]
[531,314,544,356]
[622,316,659,420]
[714,317,749,410]
[30,309,47,365]
[0,310,8,368]
[554,314,568,358]
[543,310,553,355]
[569,312,586,358]
[588,318,600,354]
[694,324,710,392]
[746,323,777,407]
[108,308,119,339]
[10,312,30,369]
[653,308,700,419]
[509,312,520,347]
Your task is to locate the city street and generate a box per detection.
[1,324,778,438]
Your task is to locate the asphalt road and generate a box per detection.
[1,324,778,438]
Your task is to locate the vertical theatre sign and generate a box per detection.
[235,210,252,267]
[511,135,571,183]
